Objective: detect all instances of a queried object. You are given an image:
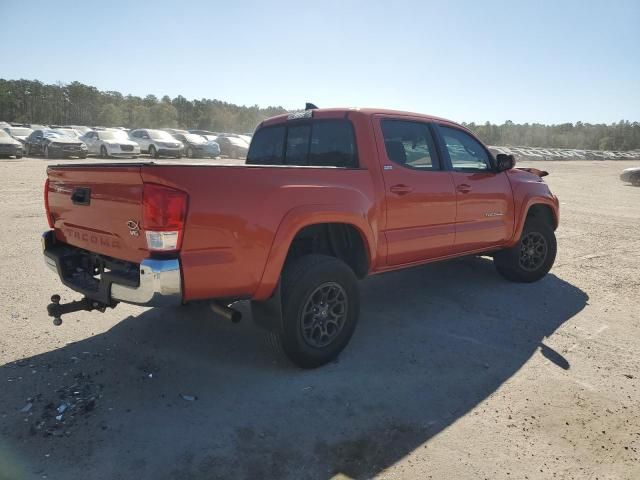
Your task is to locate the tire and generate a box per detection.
[186,147,194,158]
[44,145,51,159]
[274,254,360,369]
[16,154,23,159]
[631,173,640,187]
[25,144,31,156]
[79,154,87,159]
[149,145,158,159]
[494,219,557,283]
[100,146,108,159]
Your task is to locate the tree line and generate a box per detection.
[464,120,640,151]
[1,79,639,149]
[0,79,286,133]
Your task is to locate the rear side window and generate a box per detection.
[247,120,358,168]
[381,120,439,170]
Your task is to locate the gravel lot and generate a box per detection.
[0,158,639,480]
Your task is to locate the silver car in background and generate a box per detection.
[129,129,183,158]
[82,129,140,158]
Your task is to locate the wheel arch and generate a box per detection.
[253,206,376,301]
[511,197,559,246]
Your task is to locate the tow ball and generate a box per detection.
[47,295,117,326]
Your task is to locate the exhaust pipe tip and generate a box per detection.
[210,302,242,323]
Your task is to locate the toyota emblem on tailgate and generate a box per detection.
[127,220,140,237]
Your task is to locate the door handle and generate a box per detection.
[390,184,413,196]
[456,184,472,194]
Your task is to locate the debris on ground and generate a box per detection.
[28,372,102,438]
[180,394,197,401]
[20,402,33,413]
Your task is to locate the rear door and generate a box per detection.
[374,116,457,266]
[47,165,148,263]
[435,125,514,253]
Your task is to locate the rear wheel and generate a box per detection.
[149,145,158,158]
[494,219,557,282]
[273,254,360,369]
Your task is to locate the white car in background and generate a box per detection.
[81,130,140,158]
[129,129,183,158]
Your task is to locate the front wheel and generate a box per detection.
[148,145,158,158]
[274,254,360,369]
[100,146,108,158]
[494,219,557,282]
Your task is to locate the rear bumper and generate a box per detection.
[42,230,182,307]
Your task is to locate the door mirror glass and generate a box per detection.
[496,153,515,172]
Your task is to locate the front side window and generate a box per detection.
[439,126,491,170]
[381,120,438,170]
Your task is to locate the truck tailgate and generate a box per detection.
[47,165,148,263]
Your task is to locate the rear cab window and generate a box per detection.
[247,119,358,168]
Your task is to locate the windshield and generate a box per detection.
[98,131,129,141]
[7,127,32,136]
[43,130,61,139]
[184,134,205,144]
[148,130,175,141]
[203,135,218,142]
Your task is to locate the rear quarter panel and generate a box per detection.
[141,165,379,301]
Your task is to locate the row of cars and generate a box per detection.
[0,122,252,160]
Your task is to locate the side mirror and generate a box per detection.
[496,153,515,172]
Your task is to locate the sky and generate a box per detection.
[1,0,638,124]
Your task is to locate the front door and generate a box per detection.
[375,117,457,266]
[435,125,514,253]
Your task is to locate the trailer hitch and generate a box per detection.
[47,294,117,326]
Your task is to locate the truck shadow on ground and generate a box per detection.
[0,256,588,480]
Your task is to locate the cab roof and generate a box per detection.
[260,107,466,130]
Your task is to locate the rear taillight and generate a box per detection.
[44,178,54,228]
[142,183,188,252]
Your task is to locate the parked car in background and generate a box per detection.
[66,125,92,135]
[81,129,140,158]
[129,129,183,158]
[215,135,249,158]
[620,167,640,186]
[161,128,189,136]
[172,133,220,158]
[25,124,48,130]
[0,129,24,158]
[24,129,87,158]
[189,129,218,136]
[53,127,82,139]
[3,126,33,145]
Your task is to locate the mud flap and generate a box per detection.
[250,282,283,333]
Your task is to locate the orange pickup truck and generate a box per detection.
[43,107,559,368]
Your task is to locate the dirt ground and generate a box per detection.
[0,158,638,480]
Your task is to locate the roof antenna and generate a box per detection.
[305,102,318,110]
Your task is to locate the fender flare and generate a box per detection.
[510,195,559,246]
[252,204,377,300]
